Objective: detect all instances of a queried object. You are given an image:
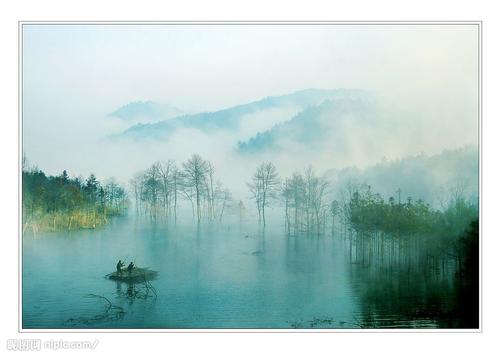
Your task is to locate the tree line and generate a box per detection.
[337,182,478,280]
[23,154,479,282]
[245,161,478,283]
[22,166,129,232]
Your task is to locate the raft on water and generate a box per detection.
[106,267,158,283]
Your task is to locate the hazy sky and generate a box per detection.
[22,24,479,186]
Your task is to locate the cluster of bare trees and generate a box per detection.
[247,163,332,235]
[130,161,180,221]
[131,155,232,223]
[247,162,280,227]
[281,167,330,236]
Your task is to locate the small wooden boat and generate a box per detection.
[106,267,158,283]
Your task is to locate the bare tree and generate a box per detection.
[304,167,329,236]
[142,163,162,221]
[204,162,216,221]
[248,162,280,227]
[238,200,246,225]
[182,154,210,223]
[158,160,175,219]
[330,200,340,236]
[247,176,263,224]
[214,181,232,222]
[171,166,181,223]
[281,168,330,236]
[129,173,143,216]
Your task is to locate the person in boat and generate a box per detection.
[127,261,135,276]
[116,260,125,276]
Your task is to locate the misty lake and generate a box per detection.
[23,215,466,329]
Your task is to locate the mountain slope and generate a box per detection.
[237,94,377,153]
[117,88,371,140]
[330,146,479,208]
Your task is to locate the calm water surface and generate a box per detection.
[23,216,458,329]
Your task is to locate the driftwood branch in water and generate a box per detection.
[64,294,125,326]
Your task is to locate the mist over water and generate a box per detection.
[23,215,469,329]
[22,24,479,329]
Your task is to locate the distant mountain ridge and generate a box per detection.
[237,95,376,153]
[108,100,183,122]
[116,88,372,141]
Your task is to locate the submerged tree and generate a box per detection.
[141,163,162,221]
[340,183,478,277]
[132,154,233,225]
[238,200,246,225]
[280,167,329,236]
[330,200,340,236]
[133,160,184,223]
[248,162,280,227]
[182,154,210,223]
[129,173,143,216]
[158,160,175,219]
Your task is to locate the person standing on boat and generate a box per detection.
[116,260,124,276]
[127,261,134,276]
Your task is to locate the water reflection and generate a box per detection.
[22,216,477,329]
[349,257,478,328]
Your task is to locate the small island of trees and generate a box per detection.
[22,164,129,233]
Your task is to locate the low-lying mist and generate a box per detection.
[23,85,479,210]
